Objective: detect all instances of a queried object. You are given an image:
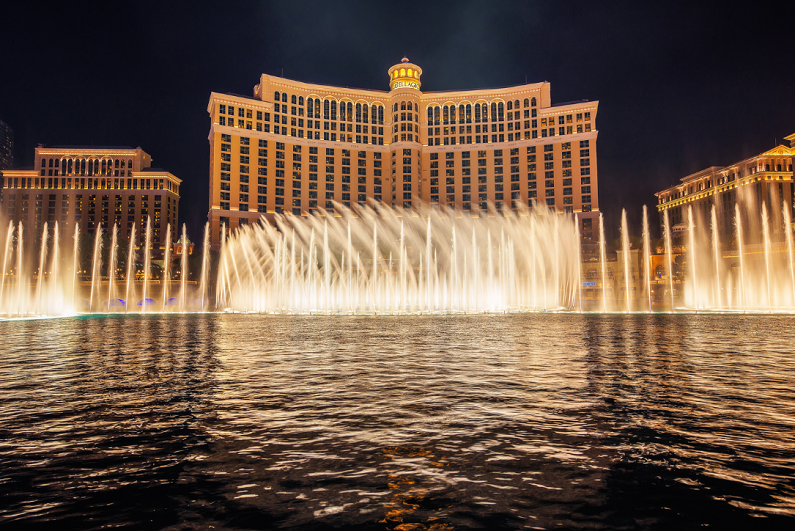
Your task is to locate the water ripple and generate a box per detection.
[0,314,794,529]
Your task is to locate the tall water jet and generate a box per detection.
[125,225,136,313]
[735,204,746,308]
[199,222,209,312]
[599,213,607,312]
[620,209,631,312]
[762,202,772,311]
[0,221,13,314]
[143,216,152,313]
[784,201,795,306]
[575,221,582,311]
[88,228,103,313]
[663,209,674,310]
[710,205,722,310]
[16,222,23,315]
[180,223,188,312]
[107,224,118,312]
[35,223,49,315]
[688,206,698,309]
[72,224,79,309]
[161,223,172,312]
[50,222,61,314]
[642,205,652,312]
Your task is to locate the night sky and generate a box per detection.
[2,1,793,238]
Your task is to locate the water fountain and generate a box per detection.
[2,196,795,319]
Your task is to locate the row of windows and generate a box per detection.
[5,176,179,193]
[38,157,135,177]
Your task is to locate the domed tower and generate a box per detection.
[388,58,423,209]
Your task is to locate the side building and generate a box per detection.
[655,133,795,240]
[1,146,181,255]
[206,57,599,248]
[0,119,13,171]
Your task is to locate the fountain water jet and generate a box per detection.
[710,205,722,310]
[181,223,188,312]
[621,210,631,312]
[664,209,675,309]
[599,213,607,312]
[88,228,102,313]
[161,223,172,312]
[642,205,652,312]
[143,217,152,313]
[107,224,118,312]
[0,221,14,313]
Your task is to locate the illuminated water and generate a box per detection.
[1,314,794,529]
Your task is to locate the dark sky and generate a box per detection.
[2,1,793,238]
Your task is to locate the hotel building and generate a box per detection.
[0,120,13,171]
[206,58,599,248]
[1,146,181,253]
[655,133,795,239]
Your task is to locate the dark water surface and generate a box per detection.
[1,314,795,530]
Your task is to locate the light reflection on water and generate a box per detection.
[1,314,794,529]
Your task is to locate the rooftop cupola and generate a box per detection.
[388,57,422,91]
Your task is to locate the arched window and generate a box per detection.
[330,100,337,120]
[298,96,304,105]
[777,164,782,171]
[465,104,471,123]
[414,103,418,113]
[490,102,497,122]
[507,101,512,110]
[128,159,133,169]
[378,106,384,125]
[324,100,330,119]
[281,93,287,103]
[498,102,504,121]
[427,107,433,123]
[347,102,353,121]
[514,99,519,109]
[356,103,362,122]
[394,102,398,112]
[459,104,465,123]
[87,159,93,175]
[81,159,86,175]
[40,157,46,168]
[524,98,530,108]
[274,91,280,101]
[340,102,347,121]
[449,105,456,124]
[115,159,120,168]
[766,164,770,171]
[61,160,67,175]
[401,101,406,111]
[291,94,296,104]
[474,104,481,122]
[443,106,449,124]
[308,98,314,118]
[362,104,369,123]
[531,97,537,107]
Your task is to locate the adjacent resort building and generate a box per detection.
[655,133,795,240]
[1,146,181,254]
[206,58,599,248]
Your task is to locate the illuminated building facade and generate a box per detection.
[655,133,795,238]
[1,146,181,252]
[206,58,599,248]
[0,120,13,171]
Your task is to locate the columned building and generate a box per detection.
[206,58,600,249]
[1,146,181,254]
[655,133,795,241]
